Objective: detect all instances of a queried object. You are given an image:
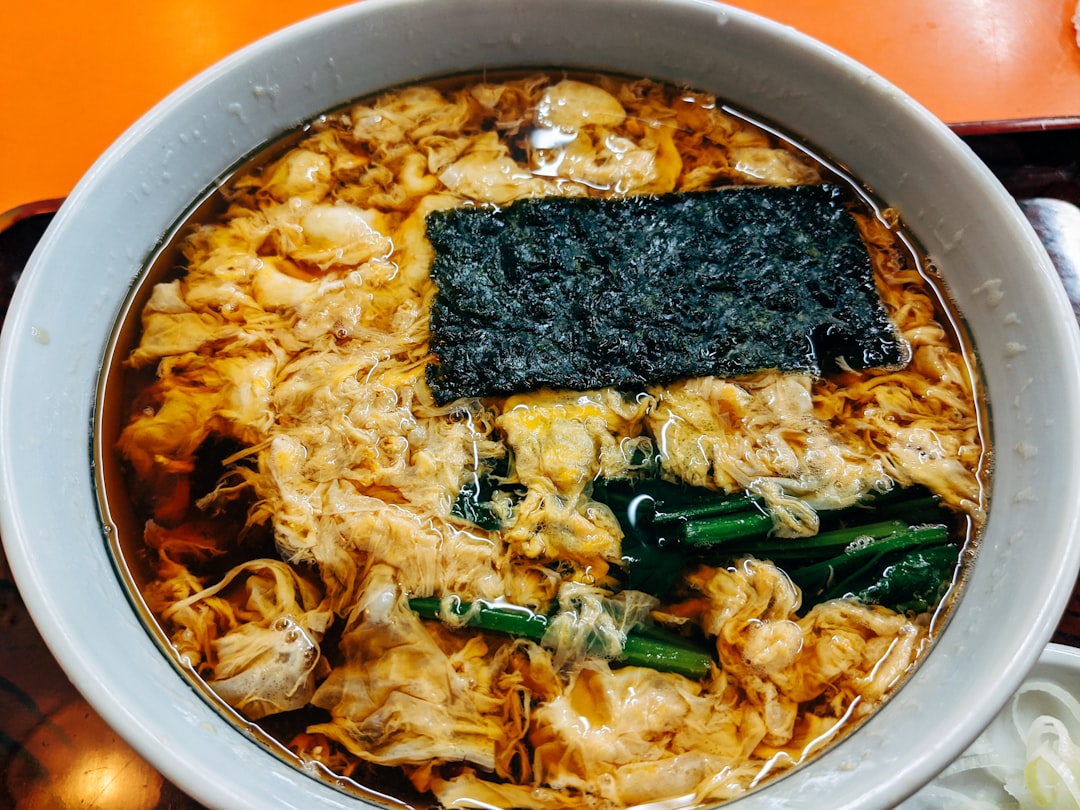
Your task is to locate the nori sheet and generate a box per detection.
[425,184,905,404]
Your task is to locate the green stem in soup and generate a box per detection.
[409,596,715,680]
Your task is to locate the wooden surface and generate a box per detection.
[3,0,1080,216]
[737,0,1080,128]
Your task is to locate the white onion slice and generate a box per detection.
[902,675,1080,809]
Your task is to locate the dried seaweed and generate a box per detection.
[425,185,904,404]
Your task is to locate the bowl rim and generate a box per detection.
[3,1,1080,808]
[1037,642,1080,682]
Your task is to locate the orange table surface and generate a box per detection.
[2,0,1080,218]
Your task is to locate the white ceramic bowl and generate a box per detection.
[903,643,1080,807]
[3,1,1080,808]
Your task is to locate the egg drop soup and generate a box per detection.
[96,71,989,809]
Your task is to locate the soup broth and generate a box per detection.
[97,71,989,809]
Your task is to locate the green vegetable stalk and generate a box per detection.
[592,478,961,614]
[409,596,714,680]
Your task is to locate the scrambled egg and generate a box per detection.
[116,74,986,808]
